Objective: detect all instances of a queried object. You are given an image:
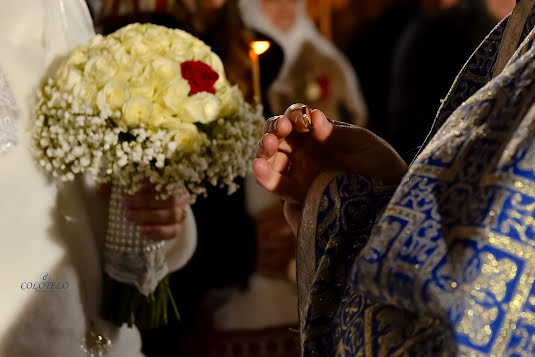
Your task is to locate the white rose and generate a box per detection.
[130,80,156,100]
[216,85,242,117]
[122,97,153,127]
[55,64,69,85]
[173,122,205,152]
[105,38,122,53]
[131,62,150,79]
[202,51,225,79]
[130,41,151,59]
[73,80,98,106]
[179,92,220,124]
[190,41,211,61]
[170,41,190,61]
[84,56,116,84]
[120,27,144,48]
[204,52,225,89]
[114,67,132,82]
[162,78,190,113]
[113,48,131,66]
[90,34,105,47]
[68,47,88,66]
[143,29,169,53]
[151,57,180,80]
[64,69,83,90]
[150,104,180,130]
[97,79,129,112]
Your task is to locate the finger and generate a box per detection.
[124,189,190,209]
[126,206,186,225]
[257,133,280,159]
[172,189,190,206]
[124,195,173,209]
[263,115,293,139]
[258,132,294,158]
[135,182,158,194]
[253,158,306,202]
[284,103,312,133]
[267,151,290,174]
[309,109,334,142]
[263,115,280,134]
[140,223,184,241]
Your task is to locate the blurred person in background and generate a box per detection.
[346,0,441,138]
[387,0,516,162]
[240,0,368,127]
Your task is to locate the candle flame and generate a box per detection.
[250,41,271,56]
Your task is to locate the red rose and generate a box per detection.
[181,61,219,95]
[317,76,331,100]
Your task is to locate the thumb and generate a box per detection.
[309,109,334,143]
[284,104,333,143]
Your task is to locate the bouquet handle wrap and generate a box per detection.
[104,183,168,295]
[102,183,180,329]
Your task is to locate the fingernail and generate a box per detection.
[302,105,312,129]
[266,116,281,133]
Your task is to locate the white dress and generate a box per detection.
[0,1,197,356]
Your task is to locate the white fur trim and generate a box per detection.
[165,205,197,272]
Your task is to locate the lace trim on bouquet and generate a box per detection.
[0,69,19,155]
[104,184,169,296]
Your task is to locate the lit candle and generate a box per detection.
[249,41,271,104]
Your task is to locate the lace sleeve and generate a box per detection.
[0,69,19,155]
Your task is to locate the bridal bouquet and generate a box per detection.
[32,23,263,328]
[33,23,262,198]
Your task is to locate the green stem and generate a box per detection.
[101,274,180,329]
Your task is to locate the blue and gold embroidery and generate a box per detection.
[302,7,535,357]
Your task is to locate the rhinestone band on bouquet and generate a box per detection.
[105,184,167,295]
[31,23,264,328]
